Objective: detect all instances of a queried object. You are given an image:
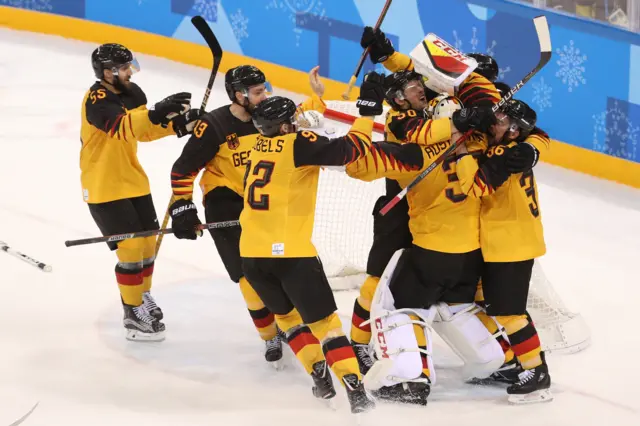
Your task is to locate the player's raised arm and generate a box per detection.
[293,72,386,167]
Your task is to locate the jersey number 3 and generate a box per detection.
[244,160,275,210]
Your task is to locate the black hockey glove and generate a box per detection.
[360,26,395,63]
[477,145,517,189]
[357,71,385,117]
[148,92,192,127]
[452,105,497,133]
[169,198,202,240]
[172,108,203,138]
[505,142,539,173]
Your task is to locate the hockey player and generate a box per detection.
[455,99,552,404]
[238,73,389,413]
[360,27,501,108]
[168,65,328,365]
[467,53,499,83]
[81,43,200,341]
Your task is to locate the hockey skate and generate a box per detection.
[123,303,166,342]
[469,358,524,386]
[265,332,283,369]
[311,361,337,404]
[352,342,374,376]
[372,375,430,406]
[507,354,552,404]
[343,374,375,414]
[142,291,163,320]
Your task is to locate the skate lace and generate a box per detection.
[515,369,535,386]
[133,305,156,325]
[355,345,374,368]
[266,334,281,351]
[143,292,159,310]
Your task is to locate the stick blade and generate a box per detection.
[191,15,223,57]
[533,15,552,53]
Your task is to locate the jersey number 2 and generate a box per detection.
[244,160,275,210]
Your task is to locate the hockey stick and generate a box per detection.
[1,241,52,272]
[155,15,224,255]
[379,15,552,216]
[342,0,393,100]
[65,220,240,248]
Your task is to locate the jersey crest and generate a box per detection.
[226,133,240,150]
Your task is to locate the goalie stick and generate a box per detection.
[65,220,239,248]
[155,15,224,255]
[342,0,393,100]
[379,15,552,216]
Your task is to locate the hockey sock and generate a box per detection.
[275,308,322,374]
[141,236,156,293]
[239,277,276,340]
[350,275,379,344]
[309,312,361,384]
[497,315,542,370]
[409,314,431,378]
[115,239,144,306]
[476,311,515,364]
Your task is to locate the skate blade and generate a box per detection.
[126,329,166,342]
[268,359,285,371]
[508,389,553,405]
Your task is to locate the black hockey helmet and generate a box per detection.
[468,53,499,82]
[383,70,424,110]
[502,99,537,141]
[252,96,297,137]
[225,65,267,103]
[91,43,135,80]
[494,81,511,99]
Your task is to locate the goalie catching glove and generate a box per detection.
[169,199,202,240]
[357,71,385,117]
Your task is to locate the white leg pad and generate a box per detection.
[363,250,435,390]
[432,302,504,379]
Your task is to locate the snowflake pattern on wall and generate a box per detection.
[452,27,510,80]
[194,0,218,23]
[266,0,329,47]
[531,77,552,111]
[592,102,640,161]
[230,9,249,42]
[555,40,587,93]
[0,0,52,11]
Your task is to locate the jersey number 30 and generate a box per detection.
[244,160,275,210]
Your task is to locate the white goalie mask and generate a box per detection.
[426,93,462,119]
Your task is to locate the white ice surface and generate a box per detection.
[0,28,639,425]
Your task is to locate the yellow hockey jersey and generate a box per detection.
[80,81,175,203]
[347,128,487,253]
[239,117,373,258]
[171,94,327,201]
[456,130,550,262]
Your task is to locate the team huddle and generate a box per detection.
[79,25,552,413]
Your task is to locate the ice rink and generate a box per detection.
[1,27,639,425]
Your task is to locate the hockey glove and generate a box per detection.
[148,92,192,127]
[172,108,203,138]
[357,71,385,117]
[452,105,496,133]
[360,26,395,64]
[169,198,202,240]
[505,142,539,173]
[477,145,517,189]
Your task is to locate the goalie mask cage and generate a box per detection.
[311,100,590,355]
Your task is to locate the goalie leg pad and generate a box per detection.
[432,302,505,380]
[364,250,435,390]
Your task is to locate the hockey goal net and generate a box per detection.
[312,100,590,354]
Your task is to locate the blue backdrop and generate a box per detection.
[3,0,640,163]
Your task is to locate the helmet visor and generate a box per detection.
[112,56,140,75]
